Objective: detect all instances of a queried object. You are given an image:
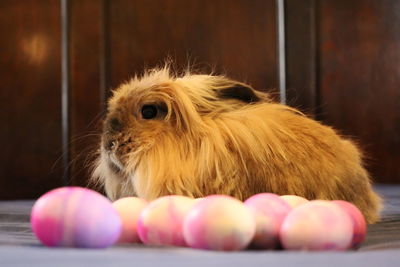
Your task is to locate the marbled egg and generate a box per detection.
[112,197,148,243]
[332,200,367,248]
[245,193,292,249]
[183,195,256,251]
[280,200,353,251]
[30,187,121,248]
[137,195,195,247]
[280,195,309,208]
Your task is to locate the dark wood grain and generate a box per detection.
[0,0,63,199]
[318,0,400,183]
[68,0,106,187]
[107,0,278,94]
[285,0,318,116]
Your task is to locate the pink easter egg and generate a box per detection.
[183,195,256,251]
[280,195,309,208]
[137,195,195,247]
[332,200,367,248]
[280,200,353,251]
[245,193,292,249]
[112,197,148,243]
[30,187,121,248]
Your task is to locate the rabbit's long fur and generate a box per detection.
[92,67,381,223]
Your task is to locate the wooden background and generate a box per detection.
[1,0,399,199]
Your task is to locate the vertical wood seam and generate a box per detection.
[277,0,287,104]
[61,0,70,185]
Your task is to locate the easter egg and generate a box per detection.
[245,193,291,249]
[112,197,148,243]
[280,195,309,208]
[332,200,367,248]
[183,195,256,251]
[137,195,195,247]
[30,187,121,248]
[280,200,353,251]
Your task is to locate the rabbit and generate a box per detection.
[92,66,382,223]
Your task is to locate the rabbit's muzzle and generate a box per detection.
[101,116,129,171]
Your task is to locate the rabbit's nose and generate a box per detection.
[106,140,116,151]
[103,137,117,151]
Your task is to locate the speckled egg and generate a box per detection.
[30,187,122,248]
[112,197,148,243]
[137,195,195,247]
[280,200,353,251]
[245,193,292,249]
[280,195,309,208]
[183,195,256,251]
[332,200,367,248]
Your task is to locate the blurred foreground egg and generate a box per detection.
[137,195,195,247]
[183,195,255,251]
[245,193,291,249]
[280,195,309,208]
[112,197,148,243]
[332,200,366,248]
[280,200,353,251]
[30,187,121,248]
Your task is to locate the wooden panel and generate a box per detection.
[68,0,106,186]
[318,0,400,183]
[285,0,318,115]
[108,0,278,93]
[0,0,62,199]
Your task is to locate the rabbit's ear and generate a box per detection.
[216,84,260,103]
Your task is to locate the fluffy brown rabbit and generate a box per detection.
[92,66,382,223]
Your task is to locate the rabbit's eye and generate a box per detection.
[141,105,158,119]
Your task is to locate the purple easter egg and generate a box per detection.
[30,187,122,248]
[280,200,353,251]
[332,200,367,248]
[245,193,292,249]
[137,195,195,247]
[183,195,256,251]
